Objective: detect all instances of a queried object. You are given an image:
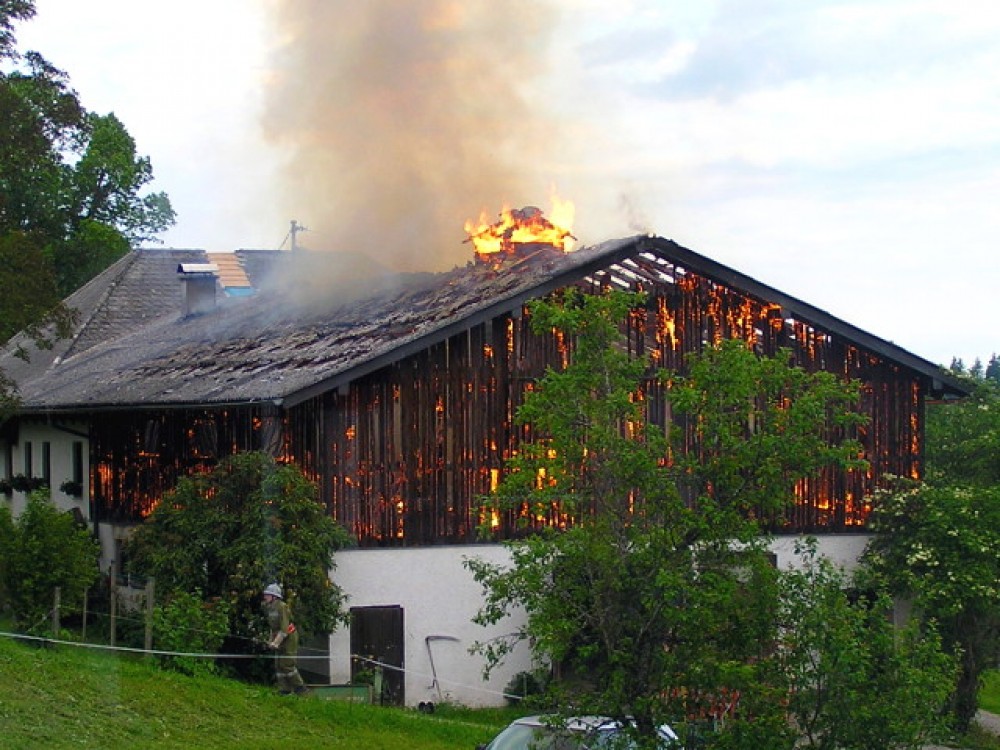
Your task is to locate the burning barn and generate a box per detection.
[0,221,968,706]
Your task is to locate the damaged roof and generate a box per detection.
[1,236,968,413]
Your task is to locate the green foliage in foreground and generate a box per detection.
[152,588,231,677]
[865,478,1000,731]
[125,452,353,683]
[0,490,101,628]
[0,636,509,750]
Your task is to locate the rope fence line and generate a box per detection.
[8,583,525,701]
[349,654,522,701]
[0,630,523,701]
[0,630,265,659]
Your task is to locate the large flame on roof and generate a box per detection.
[464,198,576,262]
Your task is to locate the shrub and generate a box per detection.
[0,490,100,630]
[125,452,352,681]
[0,506,13,607]
[153,589,231,677]
[503,669,550,706]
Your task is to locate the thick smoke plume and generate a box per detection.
[261,1,579,273]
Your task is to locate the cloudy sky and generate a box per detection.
[15,0,1000,368]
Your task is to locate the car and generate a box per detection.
[477,714,680,749]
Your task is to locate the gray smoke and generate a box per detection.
[261,1,572,273]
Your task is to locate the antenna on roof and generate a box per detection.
[279,220,309,252]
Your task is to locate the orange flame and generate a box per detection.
[465,197,576,260]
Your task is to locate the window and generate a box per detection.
[42,442,51,486]
[23,441,32,476]
[72,441,84,484]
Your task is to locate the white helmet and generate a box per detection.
[263,583,283,599]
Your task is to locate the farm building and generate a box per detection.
[0,230,968,706]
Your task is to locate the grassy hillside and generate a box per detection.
[0,636,512,750]
[4,633,998,750]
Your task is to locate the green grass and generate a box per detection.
[3,632,998,750]
[0,635,514,749]
[980,670,1000,715]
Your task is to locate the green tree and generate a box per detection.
[780,540,955,750]
[1,2,174,414]
[0,504,14,608]
[0,2,34,57]
[0,44,86,236]
[863,371,1000,731]
[63,112,175,244]
[925,378,1000,487]
[467,290,867,749]
[0,230,75,350]
[47,218,129,298]
[985,354,1000,384]
[668,338,868,534]
[1,7,174,271]
[864,480,1000,731]
[124,452,352,679]
[0,489,101,629]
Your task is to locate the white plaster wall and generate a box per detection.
[1,421,89,519]
[327,535,874,707]
[770,534,872,572]
[328,544,532,708]
[0,423,122,574]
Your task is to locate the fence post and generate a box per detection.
[144,577,155,654]
[109,560,118,648]
[52,587,61,636]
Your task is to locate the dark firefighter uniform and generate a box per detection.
[263,586,307,694]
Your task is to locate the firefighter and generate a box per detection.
[262,583,308,695]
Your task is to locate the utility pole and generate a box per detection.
[289,220,307,252]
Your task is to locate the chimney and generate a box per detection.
[177,263,220,316]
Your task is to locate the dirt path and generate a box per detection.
[977,710,1000,736]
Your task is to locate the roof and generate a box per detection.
[1,236,969,414]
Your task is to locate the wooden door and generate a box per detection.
[350,605,405,705]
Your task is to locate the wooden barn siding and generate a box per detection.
[323,316,543,546]
[84,264,923,540]
[317,273,924,546]
[90,407,263,522]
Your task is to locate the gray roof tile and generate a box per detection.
[2,237,968,412]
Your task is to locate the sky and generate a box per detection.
[14,0,1000,369]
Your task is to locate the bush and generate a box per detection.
[153,589,231,677]
[125,452,352,682]
[777,539,956,750]
[503,670,550,706]
[0,490,101,630]
[0,506,13,608]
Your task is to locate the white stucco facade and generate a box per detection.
[770,533,872,573]
[328,544,532,708]
[1,420,89,519]
[326,533,876,708]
